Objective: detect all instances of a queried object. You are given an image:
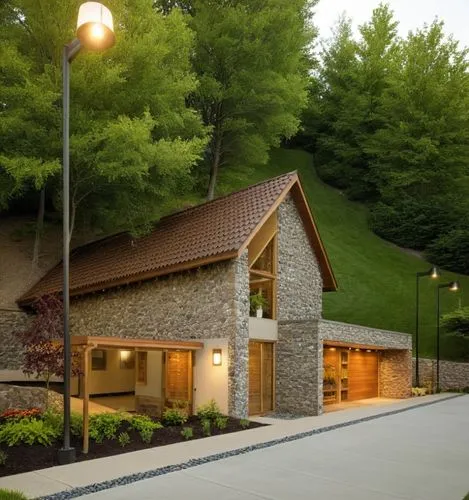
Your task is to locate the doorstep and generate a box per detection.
[0,393,457,499]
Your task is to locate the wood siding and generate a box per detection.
[348,351,379,401]
[249,341,274,415]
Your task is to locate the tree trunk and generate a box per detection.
[32,188,45,271]
[207,129,223,201]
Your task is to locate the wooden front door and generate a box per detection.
[348,350,379,401]
[165,351,193,412]
[249,341,274,415]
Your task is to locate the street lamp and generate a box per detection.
[415,266,439,386]
[59,2,115,465]
[436,281,460,393]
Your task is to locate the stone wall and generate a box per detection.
[0,309,31,370]
[275,196,323,415]
[276,320,322,415]
[277,194,323,321]
[319,319,412,350]
[380,349,412,398]
[70,256,249,418]
[413,358,469,391]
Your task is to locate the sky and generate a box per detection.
[314,0,469,48]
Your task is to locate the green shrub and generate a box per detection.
[129,415,162,443]
[0,450,7,466]
[239,419,250,429]
[0,489,27,500]
[162,408,188,426]
[197,399,222,422]
[0,418,59,446]
[214,416,228,430]
[89,413,125,443]
[181,427,193,440]
[201,418,211,437]
[412,387,427,397]
[118,432,131,447]
[70,412,83,437]
[42,409,62,434]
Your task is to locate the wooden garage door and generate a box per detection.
[249,341,274,415]
[348,351,379,401]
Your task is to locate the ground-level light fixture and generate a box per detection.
[415,266,440,387]
[212,349,222,366]
[436,281,460,392]
[59,1,115,466]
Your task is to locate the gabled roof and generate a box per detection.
[18,172,337,305]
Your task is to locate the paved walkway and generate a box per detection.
[0,394,463,499]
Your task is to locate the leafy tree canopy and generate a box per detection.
[0,0,208,235]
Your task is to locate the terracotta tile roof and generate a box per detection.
[20,171,337,304]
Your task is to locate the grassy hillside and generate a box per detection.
[217,149,469,361]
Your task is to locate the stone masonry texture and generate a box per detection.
[70,256,249,418]
[413,358,469,391]
[275,195,323,415]
[0,309,31,370]
[380,349,412,398]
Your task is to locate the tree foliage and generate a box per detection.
[441,307,469,337]
[300,3,469,273]
[16,295,81,389]
[171,0,316,199]
[0,0,208,235]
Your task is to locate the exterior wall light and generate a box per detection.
[212,349,222,366]
[120,350,131,362]
[77,2,115,50]
[329,347,336,351]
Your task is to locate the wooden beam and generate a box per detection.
[249,269,276,279]
[70,336,203,351]
[323,340,387,351]
[82,344,95,454]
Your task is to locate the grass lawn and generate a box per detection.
[217,148,469,361]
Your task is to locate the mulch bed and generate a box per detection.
[0,416,265,477]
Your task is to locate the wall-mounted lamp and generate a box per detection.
[120,350,131,362]
[212,349,222,366]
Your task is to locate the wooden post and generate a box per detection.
[82,346,93,454]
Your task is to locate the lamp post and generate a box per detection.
[59,2,115,465]
[436,281,459,393]
[415,266,439,387]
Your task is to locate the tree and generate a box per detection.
[312,5,400,200]
[441,307,469,337]
[176,0,315,199]
[365,21,469,249]
[16,295,81,391]
[0,0,208,238]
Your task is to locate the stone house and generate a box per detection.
[12,172,412,418]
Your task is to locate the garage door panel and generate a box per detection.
[348,351,379,401]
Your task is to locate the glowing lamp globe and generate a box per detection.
[77,2,115,50]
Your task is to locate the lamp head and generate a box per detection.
[77,2,115,51]
[449,281,460,292]
[430,266,440,279]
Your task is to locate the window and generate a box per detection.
[91,350,107,371]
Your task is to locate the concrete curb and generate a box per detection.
[36,394,463,500]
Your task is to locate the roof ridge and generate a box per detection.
[159,170,298,222]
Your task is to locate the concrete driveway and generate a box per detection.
[81,395,469,500]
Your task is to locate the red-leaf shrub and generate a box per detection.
[16,295,81,390]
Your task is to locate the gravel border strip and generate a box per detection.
[37,394,462,500]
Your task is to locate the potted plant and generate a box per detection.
[249,292,268,318]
